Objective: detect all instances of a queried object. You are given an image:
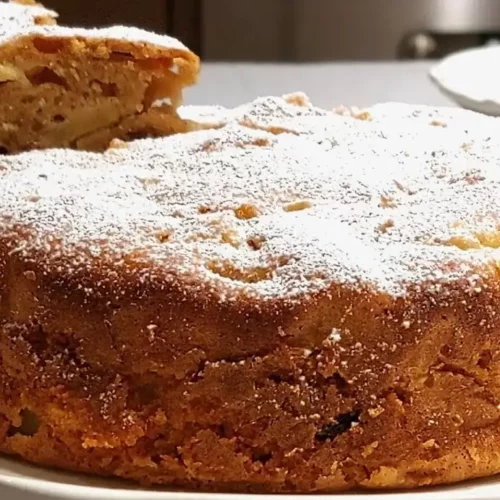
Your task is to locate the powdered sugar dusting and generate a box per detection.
[2,95,500,301]
[0,2,190,54]
[177,104,230,128]
[179,94,328,133]
[0,2,58,35]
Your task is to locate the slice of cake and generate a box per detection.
[0,0,199,152]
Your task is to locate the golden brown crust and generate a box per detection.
[2,256,500,492]
[0,1,199,153]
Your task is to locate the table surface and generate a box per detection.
[185,61,454,109]
[0,60,453,500]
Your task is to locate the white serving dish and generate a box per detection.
[1,456,500,500]
[429,45,500,116]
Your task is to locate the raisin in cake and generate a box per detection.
[0,0,198,153]
[2,94,500,492]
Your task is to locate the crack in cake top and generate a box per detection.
[1,94,500,301]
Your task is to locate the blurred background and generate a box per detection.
[42,0,500,61]
[36,0,500,109]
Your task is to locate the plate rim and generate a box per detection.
[2,456,500,500]
[429,45,500,115]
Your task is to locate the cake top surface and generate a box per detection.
[2,93,500,302]
[0,1,192,56]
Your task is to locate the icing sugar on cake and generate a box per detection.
[0,1,190,54]
[2,94,500,301]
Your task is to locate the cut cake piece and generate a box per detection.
[0,0,199,152]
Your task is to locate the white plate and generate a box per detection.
[429,46,500,116]
[1,457,500,500]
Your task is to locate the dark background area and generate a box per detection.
[41,0,500,62]
[43,0,169,32]
[42,0,202,55]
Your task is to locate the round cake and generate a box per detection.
[2,93,500,492]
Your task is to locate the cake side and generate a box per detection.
[1,238,500,491]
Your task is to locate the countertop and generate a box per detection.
[185,61,454,109]
[0,61,452,500]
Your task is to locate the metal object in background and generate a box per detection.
[198,0,500,61]
[402,33,438,59]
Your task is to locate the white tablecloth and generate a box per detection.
[0,60,453,500]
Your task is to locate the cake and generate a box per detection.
[2,91,500,492]
[0,0,199,153]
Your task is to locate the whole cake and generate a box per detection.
[1,91,500,492]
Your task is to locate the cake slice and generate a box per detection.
[0,0,199,152]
